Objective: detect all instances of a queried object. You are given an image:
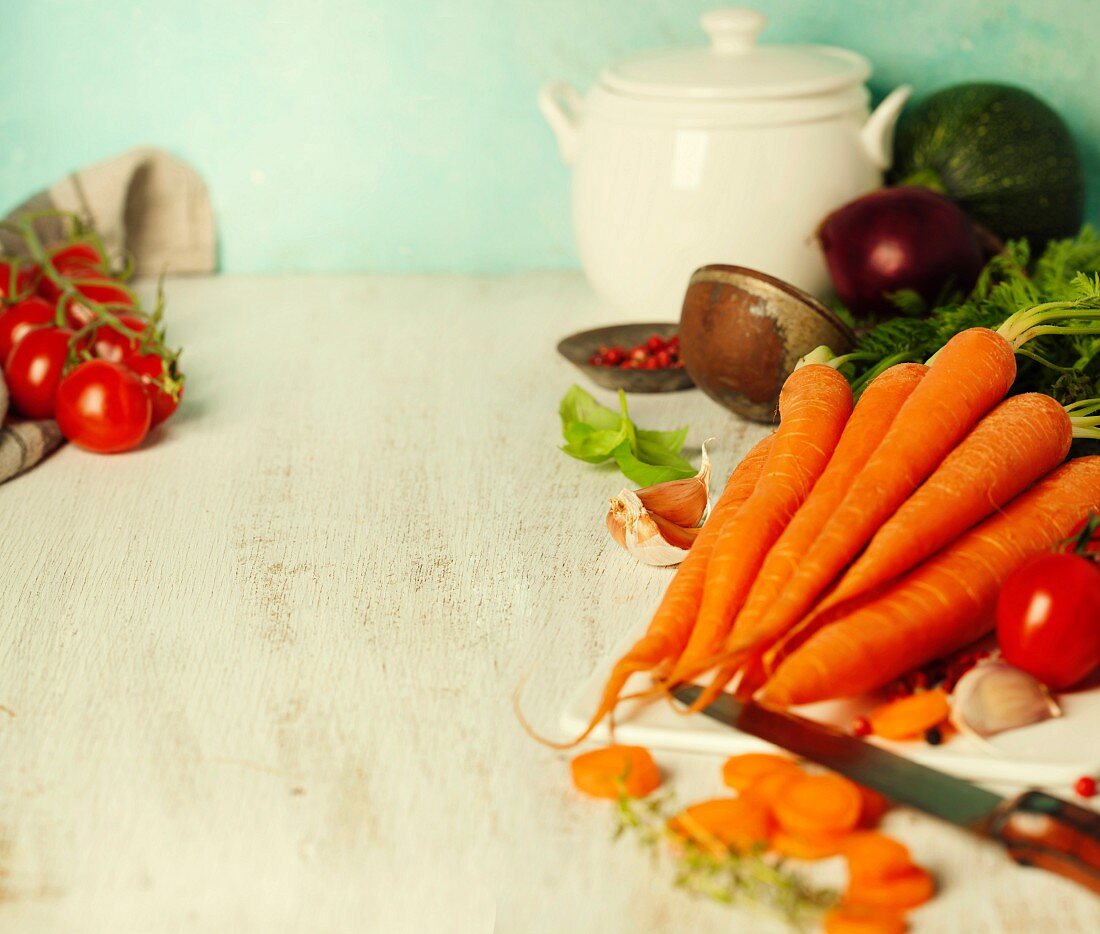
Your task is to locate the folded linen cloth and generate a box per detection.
[2,146,216,275]
[0,146,215,483]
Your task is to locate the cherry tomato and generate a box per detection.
[0,259,40,302]
[997,553,1100,689]
[55,360,151,453]
[122,351,183,425]
[81,313,148,362]
[63,275,136,328]
[50,241,107,274]
[0,297,56,361]
[3,326,74,418]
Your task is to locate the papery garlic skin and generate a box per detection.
[950,659,1062,740]
[606,441,712,566]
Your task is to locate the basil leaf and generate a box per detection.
[611,441,695,487]
[636,425,690,456]
[559,384,620,431]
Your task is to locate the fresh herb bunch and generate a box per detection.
[839,228,1100,403]
[613,792,837,930]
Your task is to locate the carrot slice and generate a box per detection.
[847,867,935,909]
[721,752,800,791]
[570,745,661,799]
[773,773,863,835]
[842,832,913,884]
[743,766,804,809]
[668,796,774,852]
[857,786,891,828]
[868,690,950,740]
[824,904,907,934]
[771,828,849,860]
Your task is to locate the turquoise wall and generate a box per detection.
[1,1,1097,273]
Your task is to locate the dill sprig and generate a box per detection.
[842,227,1100,405]
[613,792,838,930]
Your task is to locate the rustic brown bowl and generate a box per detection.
[557,322,694,393]
[679,266,854,423]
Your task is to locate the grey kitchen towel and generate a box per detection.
[0,146,215,483]
[2,146,216,276]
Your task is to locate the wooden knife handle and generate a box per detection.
[989,790,1100,895]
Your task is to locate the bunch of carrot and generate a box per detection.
[571,744,934,932]
[576,314,1100,734]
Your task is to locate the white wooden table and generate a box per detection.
[1,273,1097,933]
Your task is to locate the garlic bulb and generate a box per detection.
[606,442,712,566]
[951,659,1062,740]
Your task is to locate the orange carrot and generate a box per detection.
[554,434,774,746]
[824,904,908,934]
[743,764,804,807]
[771,827,849,860]
[668,364,853,681]
[668,796,774,853]
[803,392,1073,628]
[722,363,928,664]
[868,690,950,740]
[570,745,661,799]
[729,327,1016,679]
[842,832,915,884]
[759,456,1100,705]
[773,773,863,835]
[846,867,935,910]
[856,786,891,829]
[720,752,800,791]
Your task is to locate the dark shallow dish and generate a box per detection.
[557,322,695,393]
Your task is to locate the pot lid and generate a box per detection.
[600,8,870,101]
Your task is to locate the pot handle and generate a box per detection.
[860,85,912,171]
[538,82,583,166]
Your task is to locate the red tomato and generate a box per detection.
[56,360,151,453]
[997,553,1100,689]
[122,351,182,425]
[64,276,136,328]
[0,259,40,302]
[3,326,74,418]
[0,297,56,361]
[82,314,148,362]
[50,241,107,275]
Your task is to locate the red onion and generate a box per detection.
[817,187,985,318]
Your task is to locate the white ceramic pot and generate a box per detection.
[539,8,911,317]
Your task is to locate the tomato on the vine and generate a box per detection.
[50,241,107,275]
[122,350,182,425]
[0,259,40,302]
[3,325,74,418]
[0,297,56,361]
[63,275,136,328]
[55,360,151,453]
[82,313,148,362]
[997,549,1100,690]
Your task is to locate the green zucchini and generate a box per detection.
[890,83,1084,247]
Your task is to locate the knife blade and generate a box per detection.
[674,683,1100,894]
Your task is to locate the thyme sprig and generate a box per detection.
[612,791,838,930]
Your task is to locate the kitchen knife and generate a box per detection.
[673,684,1100,895]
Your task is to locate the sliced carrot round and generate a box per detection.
[847,866,935,910]
[720,752,800,791]
[824,903,907,934]
[668,796,774,852]
[771,828,848,861]
[570,745,661,799]
[773,773,863,835]
[868,690,950,740]
[841,832,913,884]
[743,764,804,807]
[856,785,891,828]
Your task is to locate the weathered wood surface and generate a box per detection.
[0,273,1097,933]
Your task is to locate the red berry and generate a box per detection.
[590,353,605,366]
[646,335,664,353]
[604,347,624,365]
[630,346,647,362]
[644,357,659,369]
[851,715,872,737]
[668,334,679,347]
[655,349,671,367]
[1075,775,1097,798]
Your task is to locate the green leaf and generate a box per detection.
[636,425,690,455]
[611,441,695,487]
[561,423,629,462]
[635,436,695,472]
[559,384,620,431]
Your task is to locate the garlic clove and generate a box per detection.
[950,659,1062,740]
[605,441,714,566]
[633,440,712,528]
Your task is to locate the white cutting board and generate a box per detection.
[561,624,1100,790]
